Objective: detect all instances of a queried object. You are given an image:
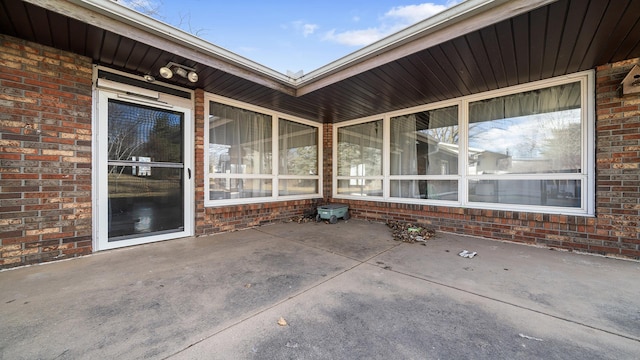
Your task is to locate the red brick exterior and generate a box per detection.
[333,59,640,260]
[194,89,206,234]
[594,59,640,258]
[323,123,333,200]
[0,35,93,268]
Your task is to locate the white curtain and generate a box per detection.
[469,81,581,123]
[390,114,418,176]
[389,115,418,197]
[209,102,272,175]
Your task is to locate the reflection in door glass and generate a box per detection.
[108,166,184,239]
[107,100,185,241]
[108,100,183,163]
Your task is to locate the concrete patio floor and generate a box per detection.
[1,219,639,359]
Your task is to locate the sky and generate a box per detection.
[119,0,461,75]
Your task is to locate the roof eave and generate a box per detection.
[24,0,297,95]
[294,0,559,96]
[24,0,559,97]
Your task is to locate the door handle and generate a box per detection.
[188,168,191,179]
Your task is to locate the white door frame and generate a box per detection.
[92,74,194,251]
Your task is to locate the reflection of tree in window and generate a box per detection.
[144,114,183,163]
[108,101,183,166]
[541,114,581,172]
[468,82,581,174]
[337,120,383,177]
[284,145,317,175]
[107,100,184,200]
[108,102,144,166]
[279,119,317,176]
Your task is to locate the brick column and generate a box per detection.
[0,35,93,268]
[193,88,209,235]
[323,123,332,202]
[594,58,640,258]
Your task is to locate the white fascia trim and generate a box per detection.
[69,0,291,84]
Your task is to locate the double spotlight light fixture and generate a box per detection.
[158,62,199,83]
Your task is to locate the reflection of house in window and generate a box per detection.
[440,160,449,175]
[510,158,552,173]
[350,164,365,185]
[131,156,151,176]
[412,133,460,175]
[463,145,512,175]
[415,138,513,176]
[477,151,511,174]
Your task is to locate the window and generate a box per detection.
[279,119,319,196]
[468,81,583,208]
[389,105,459,201]
[336,120,383,196]
[333,71,594,215]
[205,96,321,205]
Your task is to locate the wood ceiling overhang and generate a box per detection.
[1,0,639,123]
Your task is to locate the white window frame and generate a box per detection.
[204,94,322,207]
[333,116,385,198]
[387,103,461,204]
[333,70,595,216]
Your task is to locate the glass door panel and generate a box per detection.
[107,99,185,241]
[108,165,184,239]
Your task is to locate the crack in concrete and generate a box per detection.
[164,228,639,359]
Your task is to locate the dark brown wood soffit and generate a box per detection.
[1,0,639,123]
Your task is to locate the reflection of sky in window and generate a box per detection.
[469,109,580,157]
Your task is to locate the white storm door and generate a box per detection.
[95,90,193,250]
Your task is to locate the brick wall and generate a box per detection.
[194,89,206,235]
[594,59,640,258]
[197,200,321,234]
[323,123,333,200]
[0,35,93,268]
[333,59,640,260]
